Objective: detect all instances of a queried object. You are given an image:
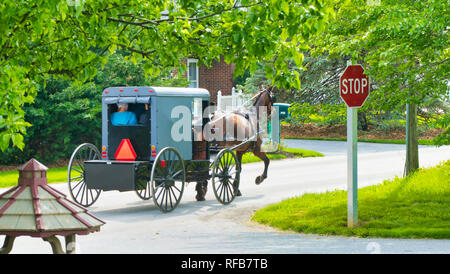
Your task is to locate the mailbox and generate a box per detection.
[273,103,291,120]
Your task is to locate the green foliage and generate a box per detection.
[288,102,347,126]
[237,55,347,105]
[295,54,347,104]
[313,0,449,111]
[0,81,102,165]
[0,52,189,165]
[432,114,450,146]
[310,0,449,144]
[253,160,450,239]
[372,119,405,134]
[237,63,272,96]
[0,0,332,151]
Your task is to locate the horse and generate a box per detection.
[195,86,276,201]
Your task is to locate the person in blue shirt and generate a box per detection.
[111,103,138,125]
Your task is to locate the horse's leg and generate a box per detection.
[235,151,244,197]
[252,149,270,185]
[195,180,208,201]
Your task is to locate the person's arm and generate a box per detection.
[111,112,118,125]
[130,112,138,125]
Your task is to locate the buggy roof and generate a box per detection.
[102,86,210,98]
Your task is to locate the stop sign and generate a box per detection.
[340,65,370,107]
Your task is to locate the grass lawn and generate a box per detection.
[284,136,435,145]
[252,160,450,239]
[241,147,323,164]
[0,148,323,188]
[0,166,70,189]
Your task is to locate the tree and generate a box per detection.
[238,55,347,104]
[0,51,189,165]
[312,0,449,175]
[0,0,333,151]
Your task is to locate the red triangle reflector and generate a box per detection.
[115,139,137,161]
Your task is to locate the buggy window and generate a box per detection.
[108,103,150,126]
[107,103,151,160]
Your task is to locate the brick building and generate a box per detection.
[185,56,235,103]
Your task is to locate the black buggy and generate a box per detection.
[67,87,241,212]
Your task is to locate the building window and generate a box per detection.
[187,58,198,88]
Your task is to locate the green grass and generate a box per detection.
[283,147,324,157]
[252,161,450,239]
[284,136,434,145]
[241,147,323,164]
[241,153,286,163]
[0,166,69,189]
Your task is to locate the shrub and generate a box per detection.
[288,102,347,126]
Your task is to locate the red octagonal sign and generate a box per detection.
[340,65,370,107]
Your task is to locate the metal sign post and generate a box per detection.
[340,61,370,228]
[347,106,358,227]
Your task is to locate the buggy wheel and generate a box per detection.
[67,143,101,207]
[135,179,152,200]
[211,149,240,205]
[151,147,185,213]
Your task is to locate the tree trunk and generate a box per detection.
[405,103,419,176]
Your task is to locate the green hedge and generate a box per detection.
[0,53,188,165]
[0,81,102,165]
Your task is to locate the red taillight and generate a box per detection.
[159,160,166,167]
[119,89,124,92]
[151,145,156,157]
[134,88,139,92]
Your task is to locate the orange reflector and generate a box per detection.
[151,145,156,150]
[102,146,106,151]
[115,139,137,161]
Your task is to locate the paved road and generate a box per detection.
[283,138,429,156]
[3,140,450,254]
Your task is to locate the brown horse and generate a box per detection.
[195,86,275,201]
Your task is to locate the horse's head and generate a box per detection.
[253,85,276,116]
